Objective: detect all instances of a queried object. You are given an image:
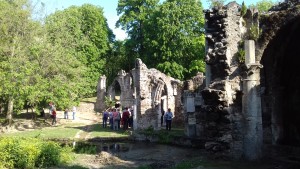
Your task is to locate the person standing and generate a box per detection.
[64,108,69,119]
[122,107,130,130]
[161,110,165,127]
[109,109,114,130]
[164,108,173,131]
[103,109,109,128]
[112,108,119,130]
[51,108,57,126]
[72,106,76,120]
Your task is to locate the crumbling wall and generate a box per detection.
[97,59,183,130]
[202,2,245,159]
[135,59,182,130]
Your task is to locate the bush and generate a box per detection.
[0,137,73,169]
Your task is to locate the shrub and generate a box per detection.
[237,49,246,63]
[36,141,62,167]
[0,137,72,168]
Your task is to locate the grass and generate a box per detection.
[1,122,85,139]
[138,126,185,143]
[89,123,131,138]
[1,121,131,139]
[80,97,96,102]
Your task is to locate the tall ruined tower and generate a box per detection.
[202,2,262,160]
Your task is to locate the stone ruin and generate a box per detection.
[184,0,300,160]
[95,58,183,130]
[95,0,300,161]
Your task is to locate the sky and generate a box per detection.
[35,0,280,40]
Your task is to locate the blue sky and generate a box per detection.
[35,0,280,40]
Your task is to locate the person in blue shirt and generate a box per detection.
[164,108,173,131]
[103,110,109,128]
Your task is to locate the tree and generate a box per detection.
[249,0,278,13]
[45,4,114,97]
[117,0,206,80]
[144,0,206,80]
[0,0,39,125]
[0,0,88,125]
[207,0,226,9]
[116,0,159,62]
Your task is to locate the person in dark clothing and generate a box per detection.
[161,110,165,127]
[122,107,130,130]
[51,109,57,126]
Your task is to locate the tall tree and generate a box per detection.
[116,0,159,60]
[249,0,278,12]
[45,4,114,97]
[117,0,205,80]
[0,0,87,125]
[144,0,205,80]
[0,0,39,125]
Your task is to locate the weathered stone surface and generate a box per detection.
[96,59,183,130]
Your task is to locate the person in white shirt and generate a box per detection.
[72,106,76,120]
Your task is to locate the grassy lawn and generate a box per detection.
[1,122,131,139]
[89,124,131,138]
[1,125,81,139]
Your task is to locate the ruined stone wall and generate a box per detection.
[106,70,135,109]
[135,59,182,130]
[97,59,182,130]
[257,2,300,146]
[95,76,107,112]
[202,2,245,159]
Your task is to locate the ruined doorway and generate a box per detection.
[111,80,121,105]
[261,16,300,146]
[160,84,168,128]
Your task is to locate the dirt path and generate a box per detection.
[57,102,101,140]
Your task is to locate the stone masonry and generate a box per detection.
[96,59,182,131]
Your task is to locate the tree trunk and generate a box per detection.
[6,97,14,126]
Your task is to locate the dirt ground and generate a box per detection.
[2,102,300,169]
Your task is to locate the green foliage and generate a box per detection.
[207,0,225,9]
[117,0,205,80]
[157,61,186,80]
[237,48,245,63]
[104,96,116,109]
[45,4,113,97]
[249,23,262,40]
[241,1,247,17]
[0,137,72,168]
[139,127,184,144]
[189,60,206,76]
[73,142,97,154]
[36,141,62,167]
[249,0,277,13]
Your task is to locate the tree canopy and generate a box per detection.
[45,4,114,97]
[0,0,114,124]
[116,0,206,80]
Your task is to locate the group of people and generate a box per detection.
[102,107,174,131]
[63,106,77,120]
[102,107,133,130]
[49,102,77,126]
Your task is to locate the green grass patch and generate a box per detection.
[80,97,96,102]
[1,125,81,139]
[139,126,185,144]
[89,124,131,138]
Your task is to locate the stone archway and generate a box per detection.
[107,70,135,109]
[108,80,121,103]
[260,16,300,146]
